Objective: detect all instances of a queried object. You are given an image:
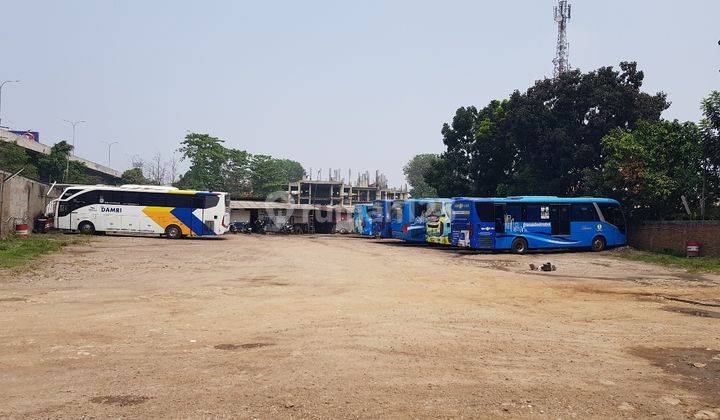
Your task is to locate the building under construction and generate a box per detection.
[287,169,407,206]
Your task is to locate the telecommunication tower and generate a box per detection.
[552,0,571,77]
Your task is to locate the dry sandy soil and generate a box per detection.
[1,234,719,419]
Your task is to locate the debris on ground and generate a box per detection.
[529,262,557,272]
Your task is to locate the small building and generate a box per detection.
[229,200,354,234]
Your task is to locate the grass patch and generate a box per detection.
[617,248,720,273]
[0,233,90,269]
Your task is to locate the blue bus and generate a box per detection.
[451,196,626,253]
[353,203,375,236]
[425,199,453,245]
[390,199,434,243]
[371,199,393,238]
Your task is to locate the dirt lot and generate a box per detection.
[1,234,719,418]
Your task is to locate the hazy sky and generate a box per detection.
[1,0,718,186]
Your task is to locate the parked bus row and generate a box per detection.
[354,196,627,254]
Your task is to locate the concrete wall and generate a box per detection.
[629,221,720,257]
[0,170,60,237]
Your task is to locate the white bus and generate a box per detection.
[48,185,230,238]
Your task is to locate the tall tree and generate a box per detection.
[222,148,252,197]
[506,62,669,194]
[403,154,439,198]
[470,100,514,196]
[175,133,229,191]
[426,106,476,197]
[700,91,720,215]
[37,141,88,183]
[425,62,670,199]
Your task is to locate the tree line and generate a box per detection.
[404,62,720,220]
[121,133,305,199]
[0,132,305,199]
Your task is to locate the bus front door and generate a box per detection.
[550,205,571,235]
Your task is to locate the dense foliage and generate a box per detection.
[0,140,89,183]
[0,141,37,179]
[403,154,439,198]
[121,167,150,185]
[36,141,89,184]
[407,62,718,220]
[174,133,305,198]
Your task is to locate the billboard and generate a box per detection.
[9,130,40,142]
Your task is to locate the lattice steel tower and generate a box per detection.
[553,0,571,77]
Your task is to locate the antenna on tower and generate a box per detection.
[553,0,571,77]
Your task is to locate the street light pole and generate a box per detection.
[0,80,20,129]
[62,119,86,155]
[101,140,119,167]
[62,119,85,182]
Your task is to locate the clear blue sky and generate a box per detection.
[1,0,718,186]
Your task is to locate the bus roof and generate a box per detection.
[452,196,620,205]
[393,198,448,204]
[61,184,226,196]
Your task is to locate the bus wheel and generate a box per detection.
[165,225,182,239]
[78,221,95,235]
[511,237,528,254]
[591,236,606,252]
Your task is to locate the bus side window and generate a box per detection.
[506,205,522,222]
[167,195,193,208]
[203,195,219,209]
[571,204,599,221]
[475,203,494,222]
[122,192,140,206]
[141,193,166,207]
[524,205,542,222]
[75,191,99,206]
[68,191,99,213]
[101,191,122,204]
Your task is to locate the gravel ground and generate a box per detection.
[0,234,719,418]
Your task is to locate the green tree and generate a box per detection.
[37,141,88,183]
[426,106,476,197]
[222,148,252,197]
[585,120,702,219]
[175,133,229,191]
[403,154,439,198]
[700,91,720,215]
[470,100,513,196]
[0,141,38,179]
[506,62,669,194]
[121,167,150,185]
[427,62,670,198]
[249,155,305,198]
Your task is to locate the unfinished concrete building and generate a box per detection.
[287,169,407,205]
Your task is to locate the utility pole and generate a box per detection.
[0,80,20,129]
[62,119,85,182]
[101,140,118,167]
[553,0,572,77]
